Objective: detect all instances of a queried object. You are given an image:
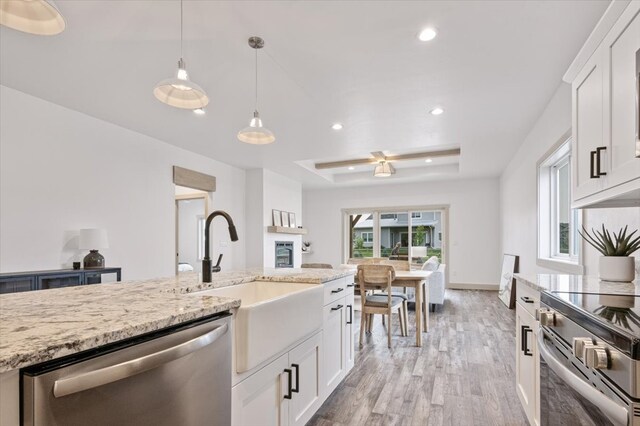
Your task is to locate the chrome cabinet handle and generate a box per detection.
[53,322,229,398]
[537,329,628,426]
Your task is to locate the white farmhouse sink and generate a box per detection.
[193,281,323,373]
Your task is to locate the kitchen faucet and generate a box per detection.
[202,210,239,283]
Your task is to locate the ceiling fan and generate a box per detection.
[314,148,461,170]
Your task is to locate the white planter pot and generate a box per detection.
[599,256,636,282]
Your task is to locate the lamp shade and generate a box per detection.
[153,59,209,110]
[373,161,393,177]
[0,0,66,35]
[79,229,109,250]
[237,111,275,144]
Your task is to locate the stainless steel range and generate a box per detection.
[538,290,640,426]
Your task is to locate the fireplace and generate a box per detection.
[275,241,294,268]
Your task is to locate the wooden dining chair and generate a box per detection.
[357,264,407,348]
[378,260,410,328]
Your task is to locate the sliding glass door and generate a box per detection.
[348,212,375,259]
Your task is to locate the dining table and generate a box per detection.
[340,265,432,347]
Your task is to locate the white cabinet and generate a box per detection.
[321,277,355,399]
[515,280,540,426]
[569,1,640,208]
[231,332,322,426]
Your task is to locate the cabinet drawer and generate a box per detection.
[516,281,540,318]
[324,277,348,305]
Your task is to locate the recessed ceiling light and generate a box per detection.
[348,166,355,170]
[429,107,444,116]
[425,158,433,163]
[193,108,205,115]
[332,123,343,130]
[418,28,437,42]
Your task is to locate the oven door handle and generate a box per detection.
[53,322,229,398]
[537,329,628,426]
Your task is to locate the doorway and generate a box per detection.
[175,186,210,274]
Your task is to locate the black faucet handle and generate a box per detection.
[215,254,223,267]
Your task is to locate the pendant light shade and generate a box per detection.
[154,58,209,109]
[238,36,275,145]
[0,0,65,35]
[237,110,275,144]
[153,0,209,110]
[374,161,393,177]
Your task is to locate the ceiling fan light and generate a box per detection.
[237,111,275,145]
[0,0,65,35]
[154,59,209,109]
[373,161,393,178]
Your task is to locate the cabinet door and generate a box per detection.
[344,289,355,372]
[0,277,36,294]
[37,273,83,290]
[603,2,640,188]
[515,302,538,426]
[288,332,323,426]
[572,47,607,202]
[322,299,345,399]
[232,352,289,426]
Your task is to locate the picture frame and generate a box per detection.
[498,254,520,309]
[281,211,290,227]
[272,209,282,227]
[288,212,296,228]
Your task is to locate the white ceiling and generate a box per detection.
[0,0,609,188]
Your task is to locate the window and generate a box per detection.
[362,232,373,243]
[380,213,397,220]
[537,138,583,273]
[411,212,422,219]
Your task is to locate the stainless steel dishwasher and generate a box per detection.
[21,313,231,426]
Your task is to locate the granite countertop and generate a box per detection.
[515,273,640,296]
[0,268,355,373]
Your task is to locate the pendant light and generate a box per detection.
[153,0,209,110]
[0,0,65,35]
[374,161,394,177]
[237,36,275,145]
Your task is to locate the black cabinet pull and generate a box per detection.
[331,304,344,311]
[590,150,599,178]
[596,146,607,176]
[521,326,533,357]
[291,364,300,393]
[331,288,344,294]
[520,296,534,304]
[284,368,293,399]
[347,304,353,324]
[347,283,355,288]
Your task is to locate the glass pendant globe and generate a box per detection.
[0,0,65,35]
[153,59,209,110]
[237,111,275,145]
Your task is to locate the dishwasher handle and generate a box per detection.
[53,322,229,398]
[537,328,628,426]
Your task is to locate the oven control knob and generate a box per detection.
[584,346,610,370]
[572,338,593,359]
[539,310,556,327]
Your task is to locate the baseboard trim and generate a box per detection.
[447,283,499,291]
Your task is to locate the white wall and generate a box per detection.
[0,86,246,280]
[245,169,303,268]
[303,178,501,288]
[499,82,640,275]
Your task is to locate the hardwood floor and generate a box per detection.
[308,290,528,426]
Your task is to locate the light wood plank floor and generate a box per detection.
[308,290,527,426]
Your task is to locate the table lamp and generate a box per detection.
[79,229,109,269]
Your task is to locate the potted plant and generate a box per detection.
[579,225,640,282]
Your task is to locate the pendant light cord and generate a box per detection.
[254,46,258,111]
[180,0,183,59]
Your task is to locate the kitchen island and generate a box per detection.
[0,268,354,426]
